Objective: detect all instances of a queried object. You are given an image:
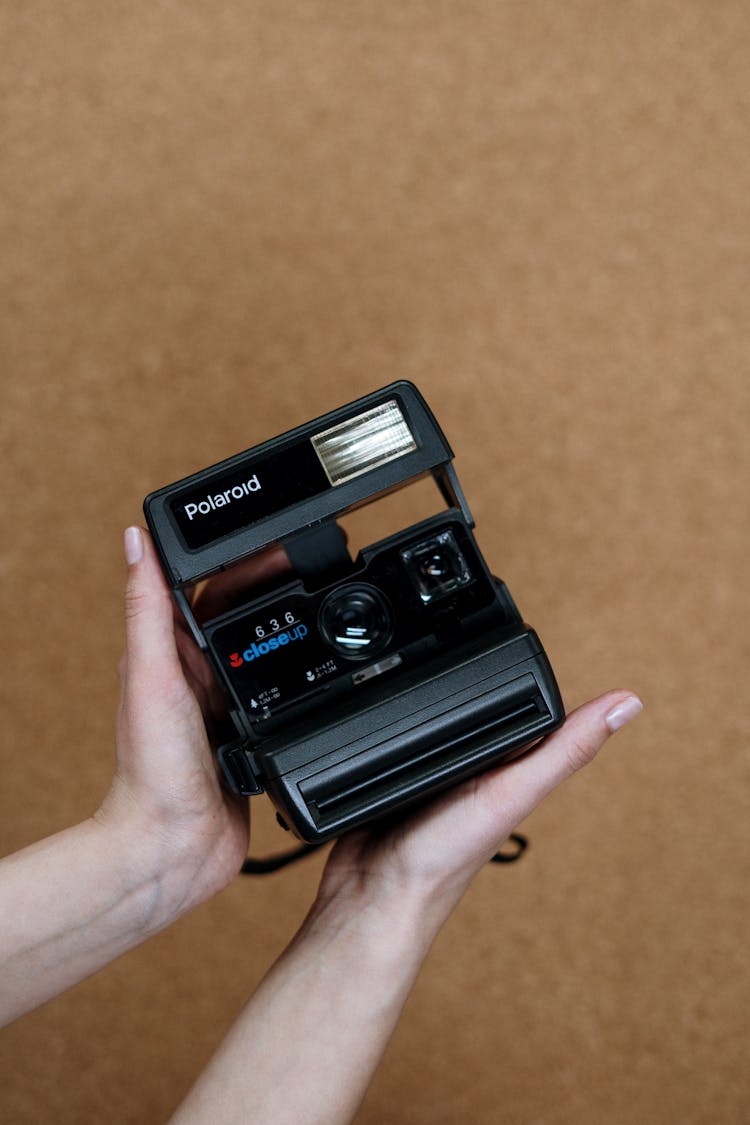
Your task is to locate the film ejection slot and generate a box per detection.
[144,380,565,843]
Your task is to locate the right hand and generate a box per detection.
[316,690,643,924]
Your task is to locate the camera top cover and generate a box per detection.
[145,382,458,587]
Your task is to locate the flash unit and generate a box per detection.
[311,400,417,486]
[144,381,564,843]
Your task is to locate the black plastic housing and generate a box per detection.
[144,380,565,844]
[144,382,458,587]
[221,624,561,842]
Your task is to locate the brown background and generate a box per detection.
[1,2,748,1122]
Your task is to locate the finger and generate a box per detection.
[476,690,644,829]
[122,526,183,685]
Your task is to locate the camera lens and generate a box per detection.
[319,584,393,662]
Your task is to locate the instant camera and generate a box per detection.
[144,381,564,844]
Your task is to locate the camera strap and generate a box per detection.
[240,833,529,876]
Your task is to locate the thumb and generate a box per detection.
[122,526,182,687]
[478,689,644,830]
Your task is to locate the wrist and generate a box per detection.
[0,815,201,1026]
[312,835,473,953]
[94,781,239,932]
[305,869,452,966]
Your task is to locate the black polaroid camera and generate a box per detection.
[144,382,564,843]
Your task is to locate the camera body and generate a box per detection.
[144,382,564,843]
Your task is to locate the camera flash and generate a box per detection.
[312,400,417,486]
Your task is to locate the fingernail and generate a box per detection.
[124,526,143,566]
[605,695,644,733]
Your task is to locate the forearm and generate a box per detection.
[0,813,202,1026]
[170,884,448,1125]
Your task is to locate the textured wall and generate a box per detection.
[1,3,748,1123]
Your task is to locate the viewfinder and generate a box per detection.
[401,529,473,604]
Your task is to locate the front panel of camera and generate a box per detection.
[203,514,507,736]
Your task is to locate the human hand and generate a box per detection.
[0,529,295,1026]
[170,690,643,1125]
[96,526,289,918]
[317,689,643,930]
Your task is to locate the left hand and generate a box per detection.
[97,526,289,913]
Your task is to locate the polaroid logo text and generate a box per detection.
[184,475,261,521]
[228,624,308,667]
